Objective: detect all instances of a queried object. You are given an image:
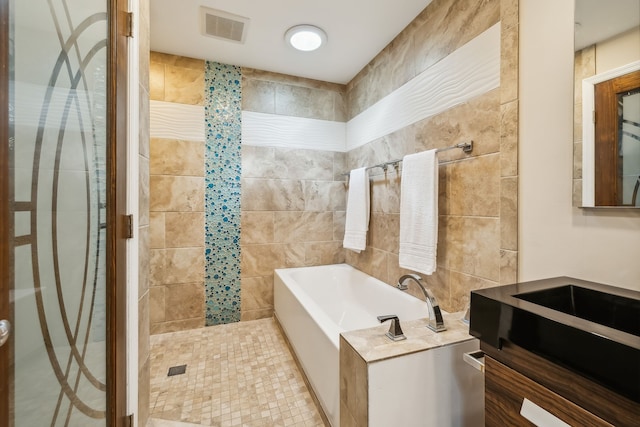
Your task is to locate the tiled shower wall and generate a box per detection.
[340,0,519,424]
[148,59,348,329]
[147,0,520,331]
[138,0,151,423]
[343,0,519,313]
[239,69,347,321]
[149,53,207,334]
[572,46,595,207]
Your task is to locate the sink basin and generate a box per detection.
[514,285,640,337]
[469,277,640,403]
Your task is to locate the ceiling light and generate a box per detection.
[285,25,327,52]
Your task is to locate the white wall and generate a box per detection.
[519,0,640,290]
[596,26,640,73]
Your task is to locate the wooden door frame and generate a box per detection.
[108,0,129,425]
[594,70,640,206]
[0,0,129,425]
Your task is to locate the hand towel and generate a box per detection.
[399,150,438,275]
[343,167,370,252]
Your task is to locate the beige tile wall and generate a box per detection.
[500,0,520,293]
[240,70,347,320]
[339,2,519,425]
[344,0,519,313]
[138,0,151,423]
[339,336,368,426]
[147,59,348,327]
[149,53,206,334]
[346,0,501,120]
[573,46,596,206]
[142,1,521,423]
[242,68,346,121]
[146,0,520,325]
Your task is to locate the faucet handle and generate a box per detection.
[397,273,422,290]
[377,315,406,341]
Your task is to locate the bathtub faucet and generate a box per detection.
[397,274,447,332]
[377,315,406,341]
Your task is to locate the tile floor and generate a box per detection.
[149,318,325,426]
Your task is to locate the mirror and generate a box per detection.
[574,0,640,207]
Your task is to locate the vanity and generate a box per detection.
[469,277,640,426]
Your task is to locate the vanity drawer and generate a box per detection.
[485,356,612,427]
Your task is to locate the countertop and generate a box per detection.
[469,276,640,402]
[340,311,475,363]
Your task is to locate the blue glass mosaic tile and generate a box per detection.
[204,61,242,325]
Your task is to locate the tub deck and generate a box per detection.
[274,263,483,427]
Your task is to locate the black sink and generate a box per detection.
[514,285,640,337]
[469,277,640,403]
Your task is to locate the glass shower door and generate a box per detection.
[5,0,109,424]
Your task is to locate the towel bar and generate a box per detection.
[340,141,473,177]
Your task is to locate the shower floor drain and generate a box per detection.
[167,364,187,376]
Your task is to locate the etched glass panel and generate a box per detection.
[9,0,108,424]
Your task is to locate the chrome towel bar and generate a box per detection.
[340,141,473,177]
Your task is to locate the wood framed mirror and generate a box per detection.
[574,0,640,208]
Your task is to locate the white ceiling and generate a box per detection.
[574,0,640,51]
[150,0,433,84]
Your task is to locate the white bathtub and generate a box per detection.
[274,264,432,426]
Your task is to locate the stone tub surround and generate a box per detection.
[339,312,481,426]
[341,312,474,363]
[345,89,506,312]
[343,0,519,314]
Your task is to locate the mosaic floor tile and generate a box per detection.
[149,318,324,426]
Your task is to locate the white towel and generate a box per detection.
[399,150,438,275]
[343,167,370,252]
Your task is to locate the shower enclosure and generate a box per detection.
[0,0,129,425]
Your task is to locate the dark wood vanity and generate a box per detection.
[482,342,637,426]
[469,277,640,426]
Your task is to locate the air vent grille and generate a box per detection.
[200,7,249,44]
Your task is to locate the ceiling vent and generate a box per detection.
[200,6,249,44]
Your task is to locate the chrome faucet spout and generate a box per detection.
[397,274,446,332]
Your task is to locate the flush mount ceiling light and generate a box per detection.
[285,25,327,52]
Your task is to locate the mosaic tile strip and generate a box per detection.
[204,61,242,325]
